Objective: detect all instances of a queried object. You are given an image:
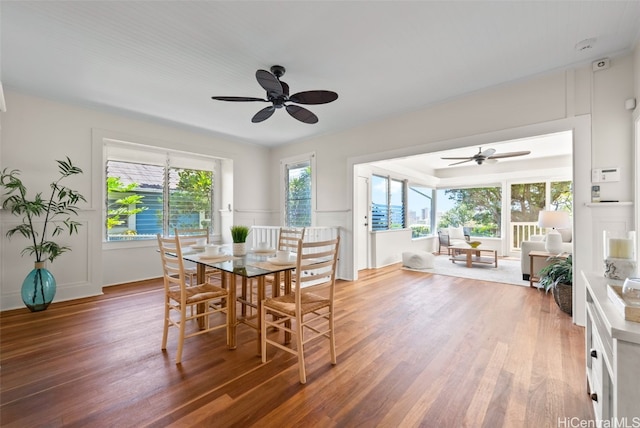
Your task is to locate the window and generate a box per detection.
[510,180,572,246]
[284,155,314,227]
[408,185,433,238]
[437,186,502,237]
[105,142,217,241]
[371,175,405,231]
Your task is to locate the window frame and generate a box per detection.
[371,174,407,231]
[407,183,434,238]
[103,139,220,244]
[281,152,316,227]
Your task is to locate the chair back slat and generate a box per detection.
[174,228,209,248]
[295,236,340,290]
[278,227,305,252]
[157,234,188,297]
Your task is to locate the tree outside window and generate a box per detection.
[437,187,502,237]
[286,163,311,227]
[168,168,213,231]
[106,176,147,235]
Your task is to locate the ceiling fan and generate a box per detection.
[211,65,338,124]
[441,147,531,166]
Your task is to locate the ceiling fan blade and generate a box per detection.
[290,90,338,105]
[487,150,531,159]
[286,105,318,124]
[441,156,473,160]
[448,159,473,166]
[280,81,290,97]
[251,106,275,123]
[479,148,496,157]
[211,96,267,102]
[256,69,283,96]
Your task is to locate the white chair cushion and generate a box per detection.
[402,251,435,269]
[449,226,465,240]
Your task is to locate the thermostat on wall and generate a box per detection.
[591,167,620,183]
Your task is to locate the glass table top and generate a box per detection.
[182,250,295,278]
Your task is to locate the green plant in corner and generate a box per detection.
[1,157,86,263]
[538,254,573,315]
[230,225,250,243]
[538,254,573,292]
[1,158,86,311]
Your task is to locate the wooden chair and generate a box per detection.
[175,228,220,284]
[157,233,229,364]
[241,227,306,322]
[278,227,305,253]
[261,236,340,384]
[256,227,306,301]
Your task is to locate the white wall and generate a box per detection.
[0,91,270,309]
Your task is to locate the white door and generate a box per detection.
[357,176,369,270]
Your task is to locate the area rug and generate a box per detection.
[404,254,530,287]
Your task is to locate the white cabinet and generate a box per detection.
[583,272,640,420]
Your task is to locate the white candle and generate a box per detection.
[608,238,633,259]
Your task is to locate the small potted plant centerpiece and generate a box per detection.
[1,158,86,312]
[230,225,250,256]
[538,254,573,315]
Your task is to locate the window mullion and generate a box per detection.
[163,158,170,236]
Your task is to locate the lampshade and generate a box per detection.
[537,210,570,229]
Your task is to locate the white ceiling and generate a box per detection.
[2,1,639,149]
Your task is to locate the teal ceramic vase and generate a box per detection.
[21,262,56,312]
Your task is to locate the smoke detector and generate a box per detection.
[575,38,597,51]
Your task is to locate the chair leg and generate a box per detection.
[329,309,336,365]
[162,301,170,350]
[261,305,267,363]
[296,316,306,384]
[176,307,187,364]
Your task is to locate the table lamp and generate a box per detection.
[538,210,570,254]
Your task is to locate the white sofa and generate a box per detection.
[520,229,573,280]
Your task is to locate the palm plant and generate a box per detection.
[1,157,86,263]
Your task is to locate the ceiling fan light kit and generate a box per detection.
[212,65,338,124]
[441,147,531,166]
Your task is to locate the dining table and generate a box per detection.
[181,247,296,353]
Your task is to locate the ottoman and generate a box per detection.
[402,251,435,269]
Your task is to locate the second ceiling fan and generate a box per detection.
[211,65,338,124]
[441,147,531,166]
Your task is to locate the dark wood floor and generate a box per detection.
[1,265,593,427]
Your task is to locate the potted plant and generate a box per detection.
[1,158,86,312]
[230,225,250,256]
[538,254,573,315]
